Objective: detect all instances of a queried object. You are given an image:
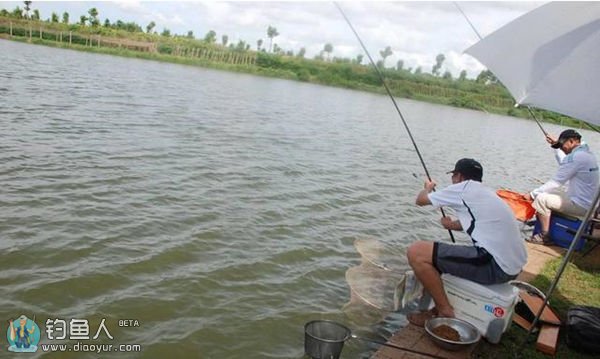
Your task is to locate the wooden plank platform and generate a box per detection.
[371,323,478,359]
[518,291,561,325]
[536,324,560,356]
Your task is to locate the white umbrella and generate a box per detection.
[464,1,600,351]
[465,2,600,126]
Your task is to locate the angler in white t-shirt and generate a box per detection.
[524,129,599,244]
[406,158,527,327]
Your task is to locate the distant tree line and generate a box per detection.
[1,1,587,128]
[1,2,487,78]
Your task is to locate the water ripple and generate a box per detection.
[1,39,599,358]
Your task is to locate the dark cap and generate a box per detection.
[551,129,581,149]
[447,158,483,182]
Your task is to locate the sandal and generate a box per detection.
[407,308,437,327]
[526,232,552,245]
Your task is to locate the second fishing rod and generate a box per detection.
[334,2,455,243]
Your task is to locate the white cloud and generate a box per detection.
[1,1,546,78]
[114,1,144,12]
[445,50,486,79]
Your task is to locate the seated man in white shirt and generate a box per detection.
[406,158,527,326]
[524,130,599,244]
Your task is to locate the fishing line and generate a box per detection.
[453,1,482,40]
[335,2,455,243]
[453,2,552,138]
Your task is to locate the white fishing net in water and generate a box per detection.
[353,238,407,273]
[343,239,423,322]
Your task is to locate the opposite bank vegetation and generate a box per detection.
[0,14,593,131]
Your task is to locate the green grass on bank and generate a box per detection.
[1,17,596,132]
[474,250,600,359]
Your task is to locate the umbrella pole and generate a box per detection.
[516,186,600,355]
[334,2,455,243]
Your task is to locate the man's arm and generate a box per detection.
[415,180,436,206]
[554,149,566,164]
[545,134,565,164]
[530,179,562,199]
[530,158,579,198]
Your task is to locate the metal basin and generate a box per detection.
[424,317,481,351]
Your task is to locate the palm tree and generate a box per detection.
[88,8,99,26]
[11,6,23,18]
[79,15,87,26]
[476,70,498,84]
[396,59,404,71]
[62,12,69,24]
[257,39,263,51]
[267,25,279,53]
[204,30,216,43]
[146,21,156,34]
[379,46,393,67]
[235,40,246,51]
[23,1,31,19]
[432,53,445,76]
[323,43,333,61]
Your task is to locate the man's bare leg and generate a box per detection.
[407,241,454,318]
[537,213,550,234]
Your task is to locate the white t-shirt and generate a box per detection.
[532,144,599,209]
[428,180,527,276]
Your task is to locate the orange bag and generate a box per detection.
[496,189,536,222]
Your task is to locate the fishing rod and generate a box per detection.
[335,2,455,243]
[453,1,482,40]
[453,2,552,138]
[525,106,549,137]
[526,106,599,136]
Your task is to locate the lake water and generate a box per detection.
[1,39,597,358]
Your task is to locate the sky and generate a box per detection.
[2,1,546,78]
